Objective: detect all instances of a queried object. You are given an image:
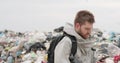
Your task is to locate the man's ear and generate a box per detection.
[75,23,80,30]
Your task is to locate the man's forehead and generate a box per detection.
[82,21,93,26]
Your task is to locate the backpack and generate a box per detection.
[47,32,77,63]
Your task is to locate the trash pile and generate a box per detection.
[92,28,120,63]
[0,27,120,63]
[0,30,51,63]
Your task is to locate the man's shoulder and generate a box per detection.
[59,36,72,45]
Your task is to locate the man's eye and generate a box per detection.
[85,28,90,30]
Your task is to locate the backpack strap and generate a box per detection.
[47,32,77,63]
[47,35,65,63]
[63,32,77,63]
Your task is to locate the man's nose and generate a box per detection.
[87,30,91,34]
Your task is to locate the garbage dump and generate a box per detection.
[0,28,120,63]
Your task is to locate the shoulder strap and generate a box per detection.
[47,35,65,63]
[48,35,65,53]
[63,32,77,63]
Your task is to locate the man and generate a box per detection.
[54,10,95,63]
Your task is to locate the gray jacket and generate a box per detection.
[54,23,95,63]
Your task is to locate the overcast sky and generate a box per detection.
[0,0,120,32]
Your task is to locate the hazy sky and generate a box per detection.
[0,0,120,32]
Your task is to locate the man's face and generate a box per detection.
[76,21,93,39]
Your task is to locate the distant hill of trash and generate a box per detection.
[0,27,120,63]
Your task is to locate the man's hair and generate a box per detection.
[74,10,95,24]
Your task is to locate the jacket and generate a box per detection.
[54,23,95,63]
